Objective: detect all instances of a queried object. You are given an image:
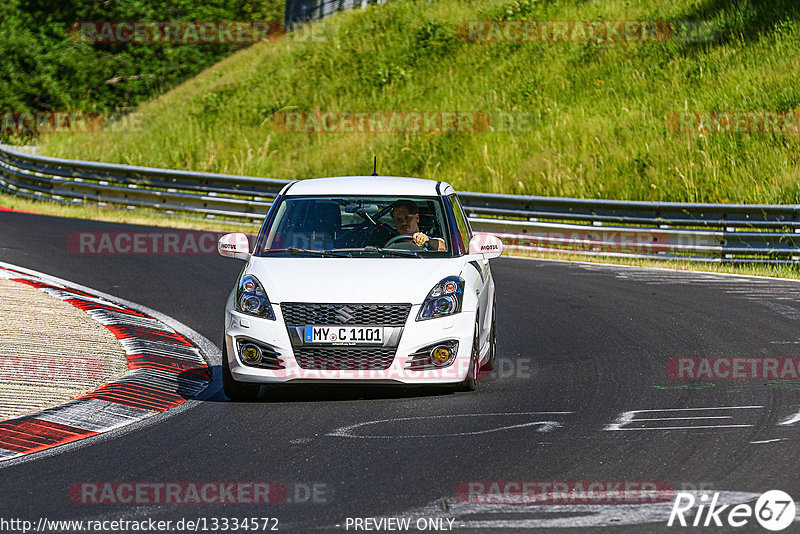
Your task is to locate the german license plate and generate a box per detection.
[304,326,383,344]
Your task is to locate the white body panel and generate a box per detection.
[246,258,470,306]
[286,176,454,196]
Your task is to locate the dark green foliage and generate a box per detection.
[0,0,282,140]
[409,20,458,61]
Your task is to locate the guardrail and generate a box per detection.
[2,144,799,263]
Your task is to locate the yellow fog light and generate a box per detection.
[431,345,452,364]
[241,343,262,364]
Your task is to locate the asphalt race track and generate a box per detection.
[2,210,800,532]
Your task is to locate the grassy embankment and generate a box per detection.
[35,0,800,203]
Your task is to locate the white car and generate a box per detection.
[218,176,503,400]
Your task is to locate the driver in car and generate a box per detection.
[390,200,446,251]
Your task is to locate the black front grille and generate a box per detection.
[293,347,396,370]
[282,303,411,326]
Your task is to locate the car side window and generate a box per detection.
[449,194,471,252]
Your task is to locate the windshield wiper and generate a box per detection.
[286,247,351,258]
[362,246,421,258]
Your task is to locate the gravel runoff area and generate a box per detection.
[0,277,128,420]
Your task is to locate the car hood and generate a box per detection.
[247,257,463,304]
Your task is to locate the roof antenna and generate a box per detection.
[371,155,378,176]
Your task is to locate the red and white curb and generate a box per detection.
[0,265,211,461]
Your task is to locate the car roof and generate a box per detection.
[282,176,455,197]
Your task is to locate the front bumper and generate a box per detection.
[224,304,476,385]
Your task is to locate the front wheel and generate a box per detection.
[482,298,497,374]
[222,341,261,401]
[455,318,480,392]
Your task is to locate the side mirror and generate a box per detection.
[218,233,250,260]
[468,233,503,259]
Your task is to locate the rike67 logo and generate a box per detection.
[668,490,796,531]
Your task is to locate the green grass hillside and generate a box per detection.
[38,0,800,203]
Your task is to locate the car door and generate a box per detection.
[450,194,491,350]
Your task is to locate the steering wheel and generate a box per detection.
[337,216,395,247]
[384,234,415,247]
[384,234,429,249]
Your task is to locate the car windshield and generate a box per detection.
[255,195,452,258]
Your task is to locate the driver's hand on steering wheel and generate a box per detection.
[412,232,430,247]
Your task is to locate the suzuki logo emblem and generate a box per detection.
[335,305,356,324]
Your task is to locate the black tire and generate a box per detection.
[455,318,480,392]
[222,341,261,401]
[486,297,497,372]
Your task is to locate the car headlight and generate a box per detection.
[236,274,275,320]
[416,276,465,321]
